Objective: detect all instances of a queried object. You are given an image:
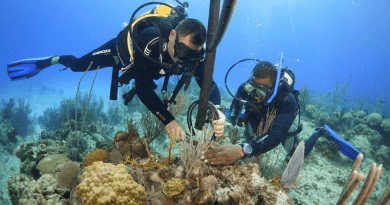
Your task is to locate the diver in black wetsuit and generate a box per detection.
[7,8,225,141]
[61,17,225,141]
[203,61,328,165]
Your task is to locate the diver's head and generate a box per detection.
[168,18,206,64]
[244,61,277,102]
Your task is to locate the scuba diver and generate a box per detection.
[6,3,225,142]
[203,60,360,165]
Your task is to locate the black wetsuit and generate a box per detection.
[58,24,221,126]
[230,82,323,158]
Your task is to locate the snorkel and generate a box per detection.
[265,51,284,105]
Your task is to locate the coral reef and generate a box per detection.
[7,174,30,205]
[36,154,71,174]
[163,178,187,197]
[336,153,389,205]
[15,139,68,179]
[366,112,382,127]
[1,97,35,137]
[314,137,340,160]
[56,161,81,189]
[381,118,390,136]
[140,91,190,142]
[0,116,23,154]
[111,119,149,161]
[298,85,311,116]
[13,110,390,205]
[8,116,297,205]
[375,145,390,169]
[82,149,109,168]
[76,161,147,205]
[305,104,318,120]
[7,174,68,205]
[304,106,389,166]
[38,93,109,132]
[122,142,167,170]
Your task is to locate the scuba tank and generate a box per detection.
[110,2,188,100]
[116,3,187,82]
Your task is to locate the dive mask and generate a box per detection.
[174,42,204,64]
[173,28,204,64]
[244,80,272,99]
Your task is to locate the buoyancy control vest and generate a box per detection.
[116,4,185,81]
[110,4,186,100]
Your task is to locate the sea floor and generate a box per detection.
[1,113,389,205]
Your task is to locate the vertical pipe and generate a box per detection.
[195,0,220,130]
[207,0,237,51]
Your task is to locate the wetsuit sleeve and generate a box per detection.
[229,83,246,125]
[133,26,175,125]
[193,61,221,105]
[135,77,175,125]
[248,93,298,156]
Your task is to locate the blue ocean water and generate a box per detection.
[1,0,390,204]
[2,0,389,114]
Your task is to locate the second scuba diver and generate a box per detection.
[203,61,336,165]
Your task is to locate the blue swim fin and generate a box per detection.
[324,124,361,160]
[6,56,56,81]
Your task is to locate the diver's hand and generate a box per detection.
[202,144,244,165]
[213,109,225,137]
[165,120,186,142]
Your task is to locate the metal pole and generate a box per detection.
[195,0,220,130]
[208,0,237,52]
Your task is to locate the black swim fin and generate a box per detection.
[6,56,57,81]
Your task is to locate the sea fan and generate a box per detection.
[281,141,305,187]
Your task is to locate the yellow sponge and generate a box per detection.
[76,161,147,205]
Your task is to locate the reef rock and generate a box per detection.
[381,118,390,136]
[15,140,68,179]
[305,104,318,119]
[366,112,382,126]
[355,111,367,119]
[7,174,68,205]
[350,135,374,157]
[375,145,390,169]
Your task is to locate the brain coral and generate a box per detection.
[366,112,382,126]
[82,149,109,168]
[36,154,71,174]
[381,119,390,135]
[76,161,146,205]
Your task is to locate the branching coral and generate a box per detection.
[163,133,176,166]
[298,85,310,114]
[179,127,214,178]
[337,153,389,205]
[123,140,166,170]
